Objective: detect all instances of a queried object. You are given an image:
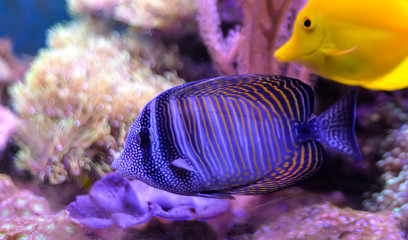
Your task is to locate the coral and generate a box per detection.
[48,19,183,74]
[363,124,408,229]
[67,0,196,30]
[195,0,310,82]
[67,174,231,228]
[9,18,184,184]
[0,106,18,152]
[0,173,91,240]
[68,174,354,239]
[0,211,87,240]
[214,187,349,239]
[351,97,408,174]
[122,220,218,240]
[252,203,404,240]
[0,39,30,101]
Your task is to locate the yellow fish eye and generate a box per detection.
[302,16,315,30]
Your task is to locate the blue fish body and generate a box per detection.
[112,74,362,198]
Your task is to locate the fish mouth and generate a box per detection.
[275,35,324,62]
[304,35,324,57]
[111,154,122,169]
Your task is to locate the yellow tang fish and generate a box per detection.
[274,0,408,91]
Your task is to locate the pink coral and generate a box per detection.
[195,0,310,82]
[0,39,29,88]
[0,211,87,240]
[253,203,404,240]
[0,106,18,151]
[0,174,92,240]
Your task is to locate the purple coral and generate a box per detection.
[67,174,231,228]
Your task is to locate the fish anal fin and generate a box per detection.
[226,141,323,195]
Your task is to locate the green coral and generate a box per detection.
[10,19,183,184]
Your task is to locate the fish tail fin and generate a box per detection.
[315,88,363,161]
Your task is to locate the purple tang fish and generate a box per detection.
[112,74,362,199]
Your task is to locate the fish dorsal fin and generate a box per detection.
[224,141,323,195]
[170,74,315,122]
[309,0,408,32]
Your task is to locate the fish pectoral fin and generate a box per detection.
[322,45,358,57]
[170,158,196,172]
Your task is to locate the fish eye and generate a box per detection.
[302,16,315,30]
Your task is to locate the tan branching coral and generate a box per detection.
[68,0,196,30]
[253,203,404,240]
[10,19,184,184]
[195,0,309,81]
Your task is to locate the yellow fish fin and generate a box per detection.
[321,46,358,57]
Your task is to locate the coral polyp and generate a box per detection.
[68,0,196,30]
[253,203,404,240]
[10,19,184,184]
[0,174,90,240]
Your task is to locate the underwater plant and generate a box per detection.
[9,19,184,184]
